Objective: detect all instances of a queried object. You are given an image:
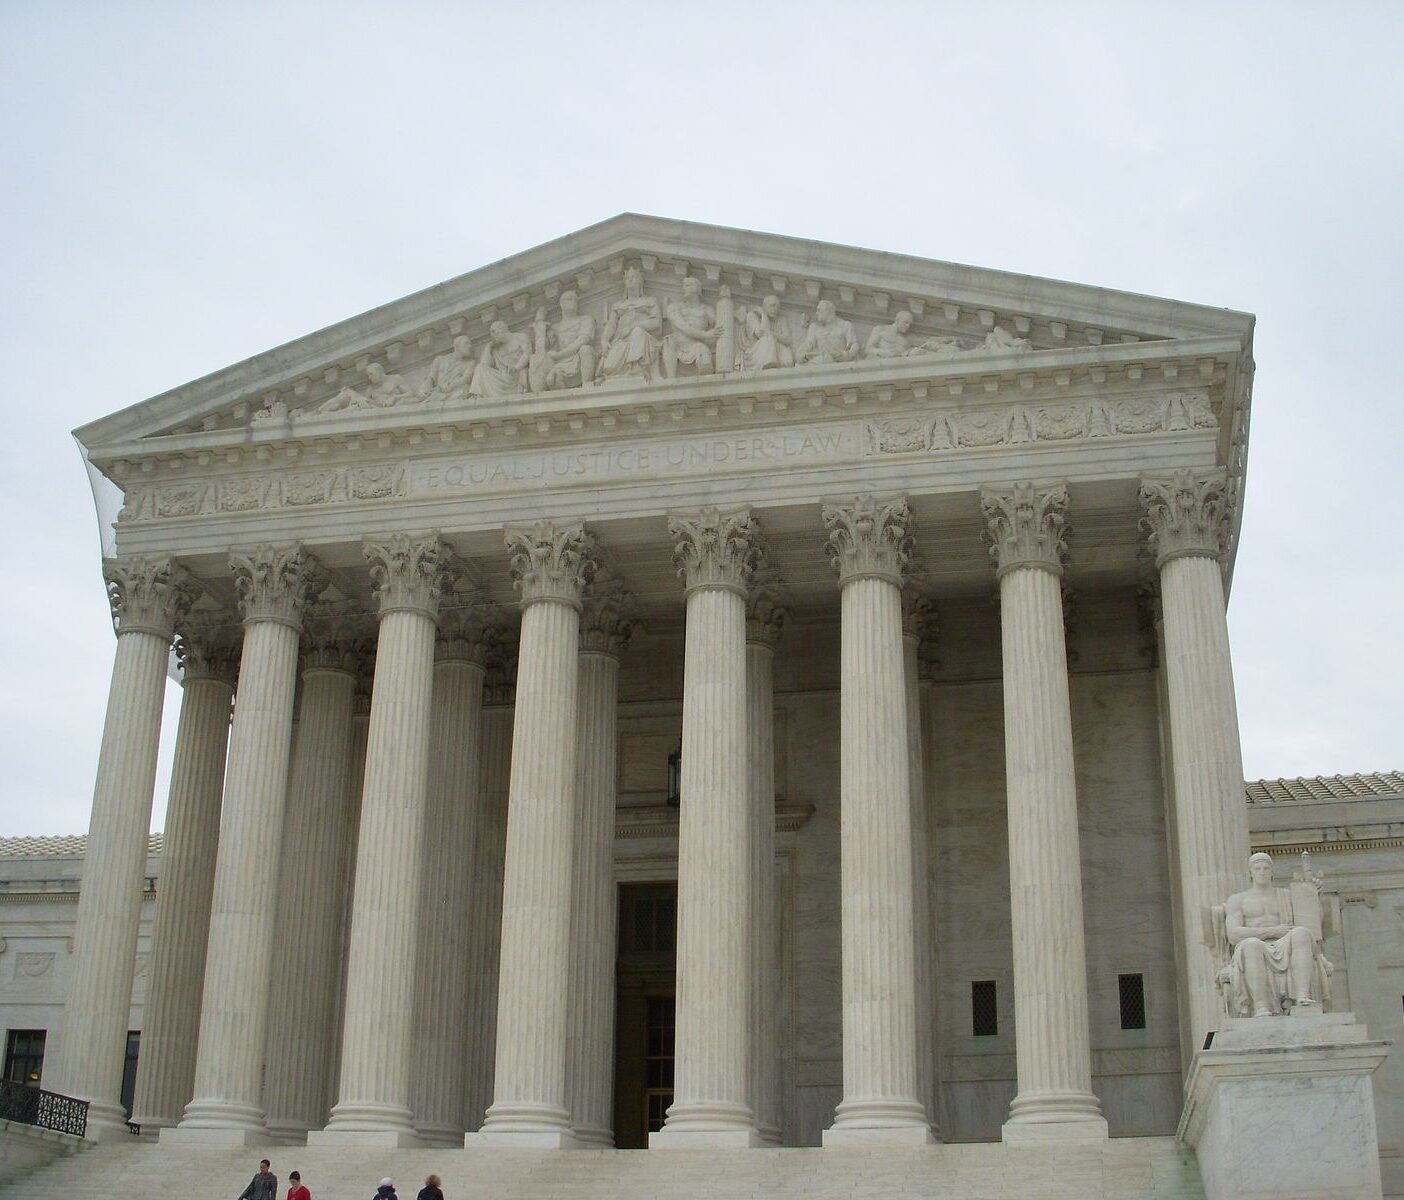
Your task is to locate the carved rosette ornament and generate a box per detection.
[229,543,327,629]
[363,533,459,619]
[436,595,497,665]
[104,555,199,640]
[301,603,371,674]
[980,482,1070,578]
[579,578,636,658]
[1139,468,1234,567]
[174,610,241,683]
[505,521,597,609]
[822,494,914,587]
[669,506,760,597]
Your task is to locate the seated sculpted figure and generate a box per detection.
[865,310,964,360]
[598,265,662,383]
[796,300,859,365]
[1219,852,1332,1017]
[313,362,417,414]
[980,325,1033,353]
[468,321,531,398]
[739,295,796,371]
[662,276,721,378]
[529,291,597,392]
[423,335,476,403]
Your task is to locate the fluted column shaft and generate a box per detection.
[176,546,322,1139]
[482,521,594,1147]
[320,534,455,1144]
[983,483,1104,1140]
[822,496,929,1145]
[412,626,488,1144]
[264,630,360,1139]
[56,557,194,1139]
[132,625,236,1130]
[566,614,626,1146]
[1141,469,1248,1048]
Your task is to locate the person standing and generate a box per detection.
[417,1174,444,1200]
[239,1159,277,1200]
[373,1179,399,1200]
[287,1170,311,1200]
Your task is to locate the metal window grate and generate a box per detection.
[971,980,998,1036]
[1118,973,1147,1030]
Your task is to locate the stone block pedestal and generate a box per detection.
[160,1125,271,1147]
[306,1127,423,1149]
[1178,1012,1389,1200]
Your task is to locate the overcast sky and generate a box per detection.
[1,3,1400,837]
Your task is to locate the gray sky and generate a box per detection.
[2,3,1400,836]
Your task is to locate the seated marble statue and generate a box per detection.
[423,335,477,403]
[1214,852,1333,1017]
[528,291,597,392]
[313,362,417,414]
[796,300,859,365]
[468,321,531,398]
[980,325,1034,354]
[597,266,662,383]
[739,295,796,371]
[663,276,721,378]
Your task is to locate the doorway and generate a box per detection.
[613,880,677,1148]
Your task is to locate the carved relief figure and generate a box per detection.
[529,291,598,392]
[423,335,477,402]
[313,362,418,415]
[796,299,858,365]
[739,295,796,371]
[468,321,531,398]
[662,276,721,378]
[981,325,1033,353]
[1211,852,1334,1017]
[597,265,662,383]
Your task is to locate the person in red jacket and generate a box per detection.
[287,1170,311,1200]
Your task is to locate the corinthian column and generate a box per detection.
[821,496,931,1146]
[746,585,784,1145]
[1140,468,1248,1048]
[171,545,323,1143]
[566,580,634,1147]
[652,506,760,1149]
[263,608,365,1140]
[53,557,196,1139]
[982,482,1105,1141]
[131,614,238,1131]
[315,534,457,1147]
[479,522,595,1148]
[412,600,493,1145]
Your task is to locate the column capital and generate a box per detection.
[822,494,913,588]
[746,570,787,649]
[437,595,497,666]
[175,610,240,685]
[230,544,327,630]
[104,555,199,640]
[505,521,597,609]
[1139,468,1233,567]
[580,578,636,658]
[902,591,935,644]
[980,482,1069,579]
[669,506,760,597]
[302,603,371,674]
[365,533,459,619]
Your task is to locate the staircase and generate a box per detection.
[0,1136,1205,1200]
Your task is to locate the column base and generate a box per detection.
[823,1124,934,1147]
[412,1124,466,1148]
[824,1097,932,1146]
[161,1125,271,1147]
[476,1101,581,1148]
[1002,1088,1107,1143]
[570,1123,615,1148]
[308,1128,424,1149]
[82,1101,137,1144]
[1001,1115,1108,1144]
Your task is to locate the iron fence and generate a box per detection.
[0,1078,88,1138]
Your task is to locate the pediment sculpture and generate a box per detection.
[1203,851,1335,1018]
[250,263,1042,425]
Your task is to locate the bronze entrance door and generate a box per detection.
[613,880,677,1148]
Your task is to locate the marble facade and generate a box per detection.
[13,215,1391,1192]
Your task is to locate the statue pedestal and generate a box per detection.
[1178,1012,1389,1200]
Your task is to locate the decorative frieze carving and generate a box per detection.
[822,494,913,587]
[505,520,597,608]
[579,578,637,658]
[1139,468,1234,566]
[364,533,458,618]
[669,506,760,596]
[103,555,199,639]
[230,543,327,629]
[175,610,241,683]
[980,482,1069,578]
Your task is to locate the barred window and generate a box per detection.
[1118,973,1146,1030]
[971,980,998,1036]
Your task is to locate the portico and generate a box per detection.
[61,216,1258,1154]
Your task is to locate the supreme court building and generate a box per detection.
[39,216,1389,1197]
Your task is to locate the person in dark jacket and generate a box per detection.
[374,1179,398,1200]
[417,1174,444,1200]
[239,1159,278,1200]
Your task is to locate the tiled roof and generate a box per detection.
[0,833,163,858]
[1245,771,1404,805]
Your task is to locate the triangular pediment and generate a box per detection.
[74,214,1253,451]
